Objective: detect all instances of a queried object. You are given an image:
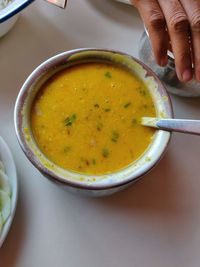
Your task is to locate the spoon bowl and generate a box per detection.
[142,117,200,135]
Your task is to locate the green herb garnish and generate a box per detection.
[63,146,71,153]
[64,114,76,126]
[143,104,148,109]
[85,159,90,166]
[111,131,119,142]
[102,148,109,158]
[139,89,146,96]
[96,122,103,131]
[92,159,96,165]
[105,71,112,78]
[124,102,131,108]
[80,157,92,166]
[131,118,137,125]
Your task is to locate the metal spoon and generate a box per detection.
[142,117,200,135]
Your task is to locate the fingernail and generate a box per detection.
[182,69,193,82]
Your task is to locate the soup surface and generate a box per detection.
[31,62,156,175]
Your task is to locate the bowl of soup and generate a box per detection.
[14,48,173,196]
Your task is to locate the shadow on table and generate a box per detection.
[171,94,200,119]
[102,155,178,209]
[87,0,141,29]
[92,152,180,213]
[67,140,191,223]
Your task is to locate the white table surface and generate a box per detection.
[1,1,200,266]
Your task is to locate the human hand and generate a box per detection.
[131,0,200,82]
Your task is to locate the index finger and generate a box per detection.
[132,0,169,66]
[180,0,200,81]
[158,0,193,82]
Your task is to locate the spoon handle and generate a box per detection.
[142,117,200,135]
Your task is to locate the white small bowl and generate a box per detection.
[0,0,34,38]
[0,136,18,248]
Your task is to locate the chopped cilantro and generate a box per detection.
[64,114,76,126]
[105,71,112,78]
[139,89,147,96]
[132,118,137,125]
[143,104,148,109]
[96,122,103,131]
[102,148,109,158]
[80,157,90,166]
[63,146,71,153]
[85,159,90,166]
[92,159,96,165]
[111,131,119,142]
[124,102,131,108]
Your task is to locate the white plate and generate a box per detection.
[0,136,18,248]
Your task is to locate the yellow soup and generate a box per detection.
[31,63,156,175]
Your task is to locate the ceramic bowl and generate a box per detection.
[0,0,34,38]
[0,136,18,247]
[14,48,173,196]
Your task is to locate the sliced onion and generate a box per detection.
[0,190,11,224]
[0,170,11,196]
[0,213,3,233]
[0,161,5,172]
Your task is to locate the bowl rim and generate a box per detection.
[0,136,18,248]
[0,0,34,23]
[14,48,173,191]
